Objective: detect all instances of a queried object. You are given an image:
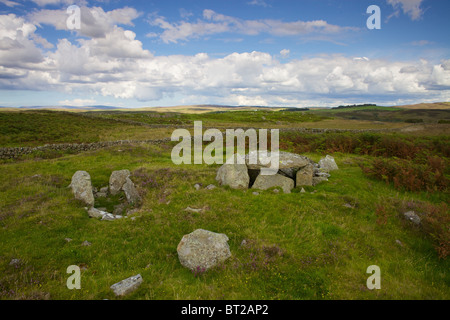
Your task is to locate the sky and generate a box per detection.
[0,0,449,108]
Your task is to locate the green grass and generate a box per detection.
[0,110,155,147]
[88,109,328,127]
[0,142,448,300]
[0,109,448,300]
[311,106,450,123]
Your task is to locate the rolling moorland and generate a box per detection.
[0,103,449,300]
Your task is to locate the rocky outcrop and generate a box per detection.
[177,229,231,272]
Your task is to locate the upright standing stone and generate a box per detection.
[122,177,141,204]
[109,169,131,195]
[70,171,95,206]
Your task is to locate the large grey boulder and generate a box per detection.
[251,173,294,194]
[177,229,231,272]
[109,169,131,195]
[245,151,310,170]
[318,155,338,172]
[122,177,141,204]
[70,171,95,207]
[296,163,314,186]
[110,274,143,296]
[216,163,250,189]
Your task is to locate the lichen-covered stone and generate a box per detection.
[216,163,250,189]
[177,229,231,272]
[110,274,143,296]
[109,169,130,195]
[251,173,294,194]
[70,171,95,207]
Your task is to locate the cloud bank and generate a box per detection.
[0,4,449,107]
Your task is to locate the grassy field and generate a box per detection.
[0,106,449,300]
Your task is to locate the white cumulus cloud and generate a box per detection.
[149,9,358,44]
[387,0,425,20]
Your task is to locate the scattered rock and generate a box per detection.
[87,207,108,219]
[273,189,280,193]
[177,229,231,272]
[70,171,95,207]
[99,186,109,194]
[205,184,216,190]
[96,192,108,198]
[9,258,21,266]
[404,211,421,225]
[240,239,248,247]
[252,192,259,195]
[312,176,328,186]
[101,213,117,221]
[395,239,404,247]
[65,238,73,242]
[184,206,203,213]
[109,169,131,195]
[126,208,139,216]
[315,172,331,178]
[252,173,294,194]
[300,188,306,193]
[216,163,250,189]
[194,183,202,190]
[318,155,338,172]
[81,240,91,246]
[343,203,354,208]
[110,274,143,296]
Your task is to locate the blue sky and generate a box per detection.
[0,0,449,108]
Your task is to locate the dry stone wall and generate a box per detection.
[0,138,171,159]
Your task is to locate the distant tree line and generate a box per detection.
[332,104,377,109]
[282,108,310,112]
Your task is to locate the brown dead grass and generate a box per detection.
[394,102,450,110]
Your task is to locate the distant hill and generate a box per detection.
[2,102,449,113]
[394,102,450,110]
[15,105,121,111]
